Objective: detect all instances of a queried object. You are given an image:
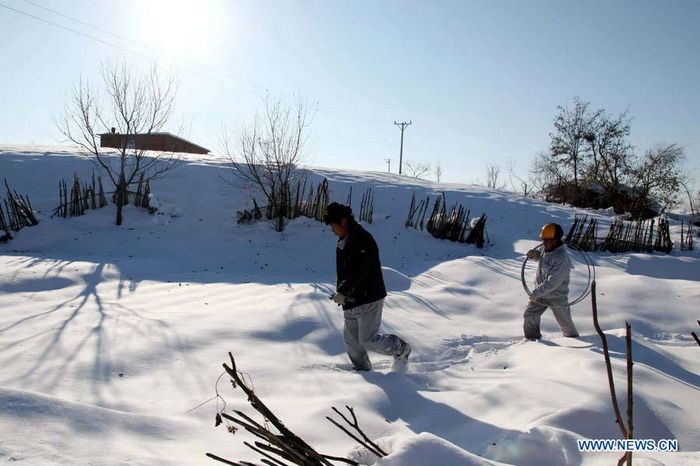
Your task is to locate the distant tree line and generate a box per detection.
[532,97,685,219]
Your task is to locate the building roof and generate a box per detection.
[99,132,210,153]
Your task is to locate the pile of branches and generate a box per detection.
[237,198,264,225]
[52,173,108,218]
[238,178,330,229]
[54,172,154,219]
[601,218,652,253]
[404,193,430,230]
[600,217,672,253]
[132,173,151,209]
[567,215,677,254]
[110,175,151,210]
[405,193,487,248]
[653,217,673,253]
[292,178,329,221]
[358,188,374,224]
[566,215,599,251]
[0,179,38,242]
[207,352,387,466]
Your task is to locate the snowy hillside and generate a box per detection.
[0,146,698,466]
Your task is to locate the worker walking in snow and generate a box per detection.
[523,222,580,340]
[324,202,411,371]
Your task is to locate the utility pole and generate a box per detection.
[394,120,412,175]
[385,157,392,173]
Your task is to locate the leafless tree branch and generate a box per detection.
[485,164,505,190]
[325,406,386,458]
[404,160,431,179]
[434,161,442,183]
[506,160,531,196]
[208,352,360,466]
[223,95,314,231]
[591,281,628,439]
[56,60,181,225]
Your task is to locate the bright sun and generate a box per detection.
[139,0,217,60]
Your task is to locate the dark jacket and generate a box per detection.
[336,221,387,310]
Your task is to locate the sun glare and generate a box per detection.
[139,0,221,61]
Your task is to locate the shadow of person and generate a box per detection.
[359,370,519,454]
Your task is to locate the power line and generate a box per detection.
[0,2,150,58]
[2,1,273,97]
[4,0,386,124]
[17,0,297,100]
[1,1,462,161]
[21,0,148,50]
[18,0,363,119]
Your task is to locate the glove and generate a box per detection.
[526,249,540,260]
[332,292,347,306]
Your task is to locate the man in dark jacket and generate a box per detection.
[324,202,411,371]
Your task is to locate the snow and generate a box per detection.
[0,145,698,465]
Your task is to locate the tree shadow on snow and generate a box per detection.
[0,262,209,406]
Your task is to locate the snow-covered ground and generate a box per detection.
[1,146,698,466]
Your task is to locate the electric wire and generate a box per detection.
[520,241,595,306]
[2,1,395,126]
[1,0,481,163]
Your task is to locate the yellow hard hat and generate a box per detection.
[540,223,564,240]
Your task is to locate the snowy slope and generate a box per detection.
[0,146,698,466]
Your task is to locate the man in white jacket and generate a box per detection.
[523,223,579,340]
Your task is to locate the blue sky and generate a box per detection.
[1,0,698,184]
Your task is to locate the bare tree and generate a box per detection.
[485,163,505,190]
[583,109,633,200]
[550,97,600,197]
[507,160,532,196]
[404,160,431,179]
[530,151,573,201]
[679,178,697,219]
[679,178,697,250]
[55,62,179,225]
[223,95,314,232]
[629,143,684,215]
[539,98,687,218]
[434,161,443,183]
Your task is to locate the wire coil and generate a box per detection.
[520,242,595,306]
